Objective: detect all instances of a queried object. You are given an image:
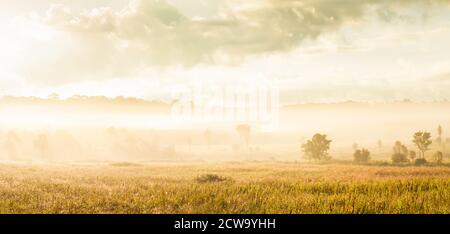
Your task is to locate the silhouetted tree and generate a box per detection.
[409,150,417,162]
[302,134,332,161]
[436,125,443,146]
[352,143,359,151]
[392,141,408,164]
[413,132,432,159]
[433,151,443,164]
[354,148,370,163]
[377,140,383,148]
[393,141,408,155]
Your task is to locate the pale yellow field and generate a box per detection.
[0,162,449,214]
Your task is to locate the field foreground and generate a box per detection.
[0,162,449,214]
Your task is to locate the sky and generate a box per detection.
[1,0,450,103]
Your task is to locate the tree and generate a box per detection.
[377,140,383,148]
[352,143,359,151]
[436,125,443,146]
[412,132,432,159]
[392,141,409,164]
[353,149,362,162]
[354,148,370,163]
[302,134,332,161]
[409,150,417,162]
[433,151,443,164]
[393,141,408,155]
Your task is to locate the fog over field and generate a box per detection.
[1,0,450,215]
[1,97,449,163]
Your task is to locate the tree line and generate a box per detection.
[302,126,446,165]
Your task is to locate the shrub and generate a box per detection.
[196,174,231,183]
[414,158,427,166]
[392,153,409,164]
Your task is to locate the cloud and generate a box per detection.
[16,0,450,85]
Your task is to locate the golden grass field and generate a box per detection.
[0,161,449,214]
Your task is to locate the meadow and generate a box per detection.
[0,161,449,214]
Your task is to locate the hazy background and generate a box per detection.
[1,1,450,163]
[1,97,449,162]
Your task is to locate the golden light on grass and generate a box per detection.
[1,0,450,215]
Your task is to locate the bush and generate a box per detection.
[414,158,427,166]
[392,153,409,164]
[196,174,231,183]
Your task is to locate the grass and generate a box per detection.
[0,161,449,214]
